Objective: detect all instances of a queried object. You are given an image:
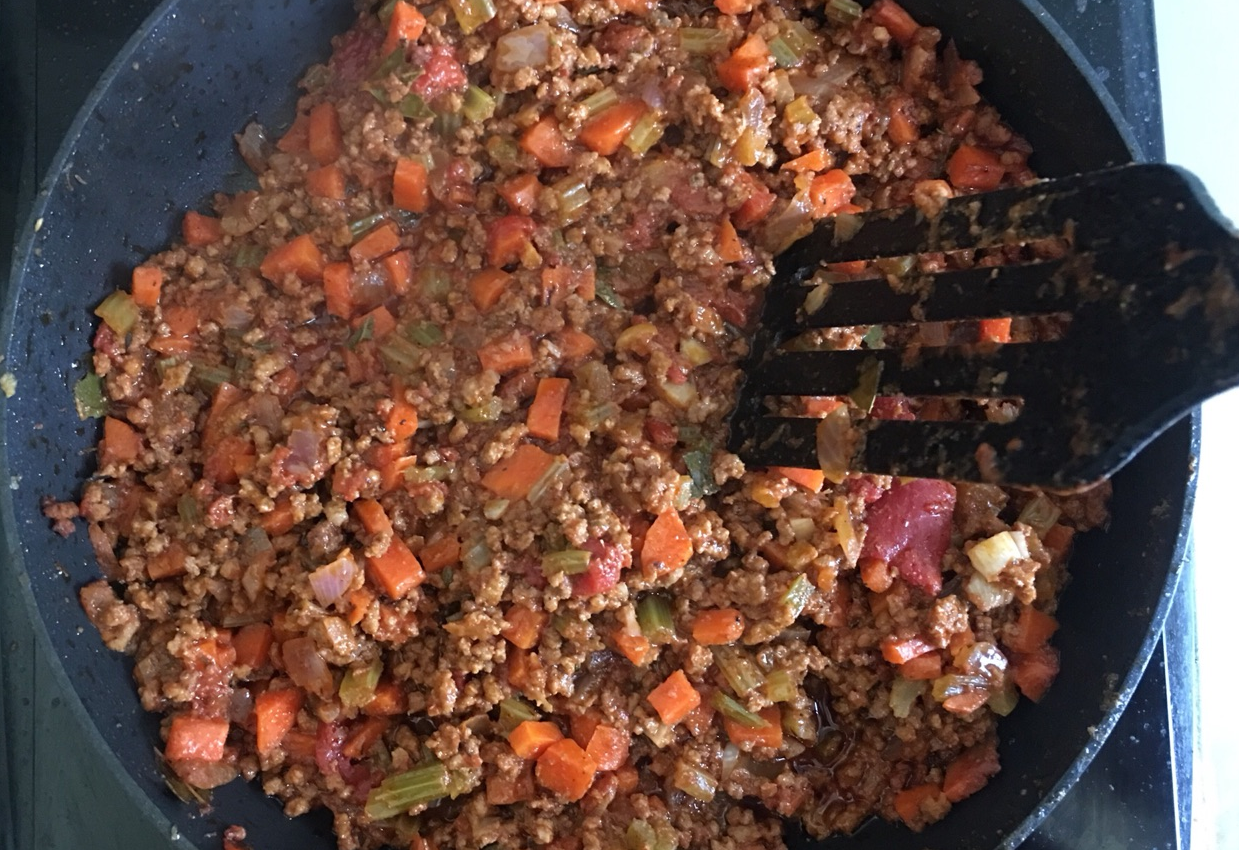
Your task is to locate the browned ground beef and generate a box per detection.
[55,1,1111,848]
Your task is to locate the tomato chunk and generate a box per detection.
[860,479,956,595]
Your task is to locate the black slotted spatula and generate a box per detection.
[727,164,1239,489]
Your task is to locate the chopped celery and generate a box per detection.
[552,176,591,224]
[462,85,497,123]
[784,95,818,126]
[364,762,450,819]
[459,397,503,423]
[578,401,620,429]
[581,87,620,117]
[889,676,924,719]
[763,670,797,703]
[1018,493,1062,535]
[769,21,817,68]
[678,27,729,54]
[434,109,462,139]
[704,135,729,168]
[637,594,675,644]
[177,492,201,525]
[461,535,492,570]
[541,549,591,577]
[234,244,265,268]
[987,681,1020,716]
[498,697,539,733]
[713,647,764,695]
[623,112,664,156]
[74,372,106,420]
[672,761,717,801]
[780,573,814,618]
[350,316,377,350]
[376,0,399,25]
[782,706,817,741]
[404,321,445,346]
[527,454,568,503]
[339,657,383,708]
[848,356,883,413]
[191,362,234,391]
[378,333,422,374]
[626,820,657,850]
[861,325,884,348]
[683,448,717,498]
[372,47,407,80]
[447,0,496,34]
[95,290,140,336]
[485,135,520,167]
[711,692,766,728]
[825,0,863,24]
[594,274,624,309]
[446,768,477,799]
[399,93,434,121]
[417,265,452,301]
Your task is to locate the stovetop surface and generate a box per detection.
[0,1,1194,849]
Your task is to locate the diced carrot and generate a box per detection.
[732,171,776,228]
[381,0,426,57]
[468,267,512,311]
[165,714,230,762]
[521,116,576,168]
[385,399,419,441]
[555,327,597,361]
[507,648,534,693]
[881,636,936,665]
[354,498,392,535]
[350,221,401,263]
[383,250,413,295]
[640,508,693,576]
[870,0,919,47]
[898,651,943,681]
[769,466,825,493]
[307,102,344,166]
[646,669,701,726]
[579,100,648,156]
[486,214,537,267]
[277,112,310,154]
[535,738,597,801]
[1011,645,1060,702]
[716,35,771,93]
[393,157,430,213]
[946,144,1005,192]
[723,705,782,750]
[781,149,830,173]
[355,305,397,339]
[305,163,347,200]
[233,623,274,671]
[613,0,654,12]
[322,261,354,319]
[254,688,304,754]
[368,441,414,494]
[1041,523,1074,562]
[568,711,602,749]
[342,716,390,760]
[498,173,542,215]
[527,377,569,441]
[978,317,1012,344]
[509,720,564,760]
[159,305,197,339]
[480,443,557,500]
[347,587,375,626]
[1007,606,1058,655]
[501,603,548,650]
[893,782,947,827]
[260,234,325,283]
[809,169,857,218]
[478,333,534,374]
[99,416,141,466]
[586,725,629,772]
[147,335,195,356]
[717,216,744,263]
[203,434,255,485]
[182,211,224,246]
[282,729,318,762]
[130,265,163,308]
[714,0,753,13]
[147,541,188,580]
[943,690,989,716]
[541,264,594,304]
[828,260,868,275]
[888,95,920,144]
[366,536,426,599]
[691,608,746,645]
[274,364,301,398]
[804,396,843,417]
[261,498,298,536]
[943,742,1001,803]
[419,534,461,572]
[612,628,652,666]
[362,679,408,716]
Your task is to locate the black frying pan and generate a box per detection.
[0,1,1198,848]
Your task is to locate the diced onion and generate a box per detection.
[672,762,717,802]
[1018,494,1062,535]
[832,495,861,565]
[655,375,698,409]
[448,0,496,35]
[762,190,815,253]
[495,24,551,71]
[966,572,1014,611]
[282,636,334,697]
[967,530,1029,580]
[719,744,741,779]
[679,338,713,367]
[308,549,359,608]
[483,499,509,520]
[816,407,858,485]
[987,682,1020,716]
[788,517,815,542]
[790,56,860,100]
[803,281,832,315]
[784,95,818,126]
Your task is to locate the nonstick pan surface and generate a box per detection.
[0,1,1198,848]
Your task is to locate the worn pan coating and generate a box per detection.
[0,0,1198,848]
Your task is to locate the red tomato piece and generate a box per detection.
[860,479,956,595]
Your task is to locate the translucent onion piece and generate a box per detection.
[832,495,862,565]
[672,761,717,802]
[1017,493,1062,535]
[965,572,1014,612]
[967,530,1029,580]
[495,25,551,72]
[889,677,925,719]
[816,406,858,485]
[309,549,359,608]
